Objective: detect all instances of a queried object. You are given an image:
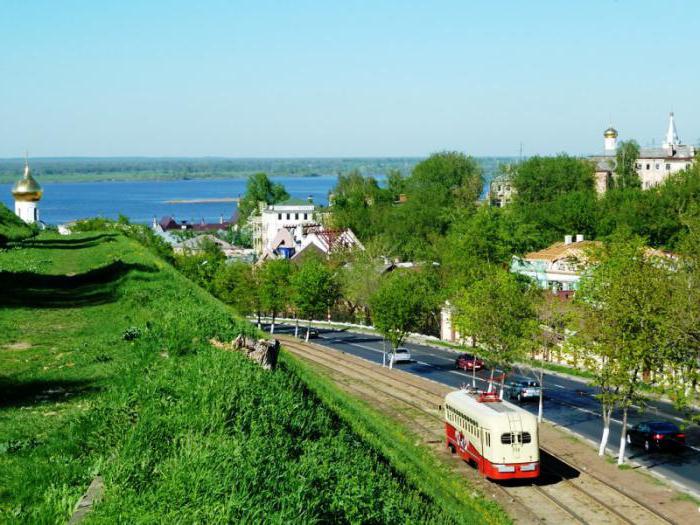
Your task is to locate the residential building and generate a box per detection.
[259,224,364,263]
[510,235,600,298]
[592,113,696,193]
[488,174,515,207]
[153,212,238,233]
[250,198,317,255]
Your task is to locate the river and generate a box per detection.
[0,176,341,225]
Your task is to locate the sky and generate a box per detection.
[0,1,698,158]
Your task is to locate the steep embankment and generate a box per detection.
[0,232,502,523]
[0,203,35,246]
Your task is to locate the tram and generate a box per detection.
[444,388,540,480]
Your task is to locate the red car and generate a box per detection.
[455,353,484,371]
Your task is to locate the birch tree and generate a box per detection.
[258,258,294,334]
[370,270,436,368]
[575,236,672,463]
[453,266,538,397]
[291,258,340,341]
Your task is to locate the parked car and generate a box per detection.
[455,353,484,371]
[506,377,542,403]
[392,347,412,364]
[626,421,686,452]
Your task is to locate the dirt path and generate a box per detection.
[281,336,696,525]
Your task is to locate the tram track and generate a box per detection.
[281,337,674,525]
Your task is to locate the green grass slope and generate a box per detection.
[0,232,503,523]
[0,203,35,246]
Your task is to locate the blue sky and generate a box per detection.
[0,1,698,157]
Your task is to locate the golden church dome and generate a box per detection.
[12,161,43,202]
[604,127,618,139]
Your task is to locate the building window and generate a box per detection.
[295,213,299,220]
[286,213,290,220]
[635,163,641,169]
[277,213,282,220]
[655,163,660,170]
[303,213,307,220]
[646,164,651,170]
[666,163,671,170]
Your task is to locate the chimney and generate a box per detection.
[564,235,573,245]
[575,234,584,243]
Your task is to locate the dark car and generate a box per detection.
[299,328,319,339]
[626,421,686,452]
[506,378,542,403]
[455,353,484,371]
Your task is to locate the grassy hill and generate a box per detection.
[0,203,35,246]
[0,232,505,523]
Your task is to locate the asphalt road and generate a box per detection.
[267,323,700,496]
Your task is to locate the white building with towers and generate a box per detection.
[12,157,43,224]
[593,113,696,193]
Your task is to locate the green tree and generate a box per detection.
[613,140,641,190]
[213,262,257,316]
[329,170,392,240]
[370,270,438,367]
[237,172,289,221]
[512,154,595,204]
[386,168,407,200]
[174,237,226,291]
[338,244,385,324]
[409,151,483,207]
[436,206,542,296]
[258,258,294,334]
[574,235,672,463]
[453,266,538,396]
[511,155,597,245]
[665,207,700,414]
[291,258,340,340]
[375,152,484,260]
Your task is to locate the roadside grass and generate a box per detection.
[672,491,700,506]
[283,352,511,525]
[1,231,502,523]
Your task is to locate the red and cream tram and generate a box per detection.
[444,389,539,480]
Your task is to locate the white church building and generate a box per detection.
[593,113,696,193]
[12,157,43,224]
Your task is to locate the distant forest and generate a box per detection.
[0,156,515,184]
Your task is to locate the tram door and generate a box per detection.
[479,427,489,475]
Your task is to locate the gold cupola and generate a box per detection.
[604,127,618,139]
[12,158,42,202]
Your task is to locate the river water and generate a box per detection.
[0,176,340,225]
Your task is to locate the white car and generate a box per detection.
[392,347,412,364]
